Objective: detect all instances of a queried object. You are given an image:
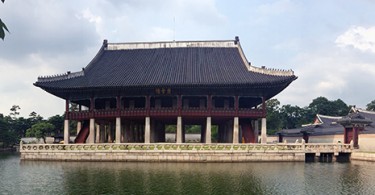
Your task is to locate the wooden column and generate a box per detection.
[177,95,182,116]
[235,95,239,115]
[90,97,95,111]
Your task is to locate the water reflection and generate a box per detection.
[58,162,268,194]
[1,153,375,194]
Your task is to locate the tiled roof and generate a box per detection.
[34,38,297,95]
[279,110,375,136]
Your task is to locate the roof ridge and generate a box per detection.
[317,114,343,119]
[354,108,375,115]
[106,39,238,50]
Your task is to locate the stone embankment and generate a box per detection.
[351,151,375,162]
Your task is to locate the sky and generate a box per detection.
[1,0,375,118]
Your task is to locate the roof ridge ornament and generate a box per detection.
[37,70,84,82]
[234,38,295,76]
[246,64,295,76]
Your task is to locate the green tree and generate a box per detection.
[309,97,331,115]
[332,99,350,116]
[308,97,349,116]
[29,111,43,124]
[26,122,55,143]
[9,105,20,119]
[266,99,282,134]
[280,105,311,129]
[0,0,9,40]
[0,114,18,147]
[10,117,31,138]
[366,100,375,111]
[47,115,64,136]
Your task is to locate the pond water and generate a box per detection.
[1,153,375,194]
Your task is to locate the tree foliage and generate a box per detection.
[266,96,351,133]
[266,99,282,134]
[308,97,349,116]
[47,115,65,136]
[26,122,55,143]
[0,0,9,40]
[366,100,375,111]
[0,106,64,147]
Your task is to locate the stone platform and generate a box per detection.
[20,143,352,162]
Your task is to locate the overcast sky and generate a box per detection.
[1,0,375,118]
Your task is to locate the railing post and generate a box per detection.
[302,139,305,152]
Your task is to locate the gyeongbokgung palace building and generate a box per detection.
[34,37,297,145]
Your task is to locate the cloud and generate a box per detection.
[336,26,375,54]
[277,43,375,109]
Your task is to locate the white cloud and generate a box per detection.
[276,45,375,109]
[80,8,102,24]
[336,26,375,54]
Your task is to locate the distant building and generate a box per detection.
[278,108,375,149]
[34,37,296,144]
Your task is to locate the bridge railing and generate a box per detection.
[20,142,353,153]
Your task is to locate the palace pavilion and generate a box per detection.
[34,37,297,145]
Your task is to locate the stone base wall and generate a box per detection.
[358,134,375,151]
[21,151,305,162]
[351,151,375,162]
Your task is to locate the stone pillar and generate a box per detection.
[64,119,70,144]
[205,117,211,144]
[116,117,121,143]
[95,124,100,143]
[176,116,182,143]
[144,117,150,143]
[261,118,267,144]
[100,124,105,143]
[108,124,113,143]
[254,119,259,143]
[233,117,239,144]
[76,121,82,135]
[88,118,95,143]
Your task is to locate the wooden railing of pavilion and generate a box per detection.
[67,107,264,120]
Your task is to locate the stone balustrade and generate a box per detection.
[20,142,352,162]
